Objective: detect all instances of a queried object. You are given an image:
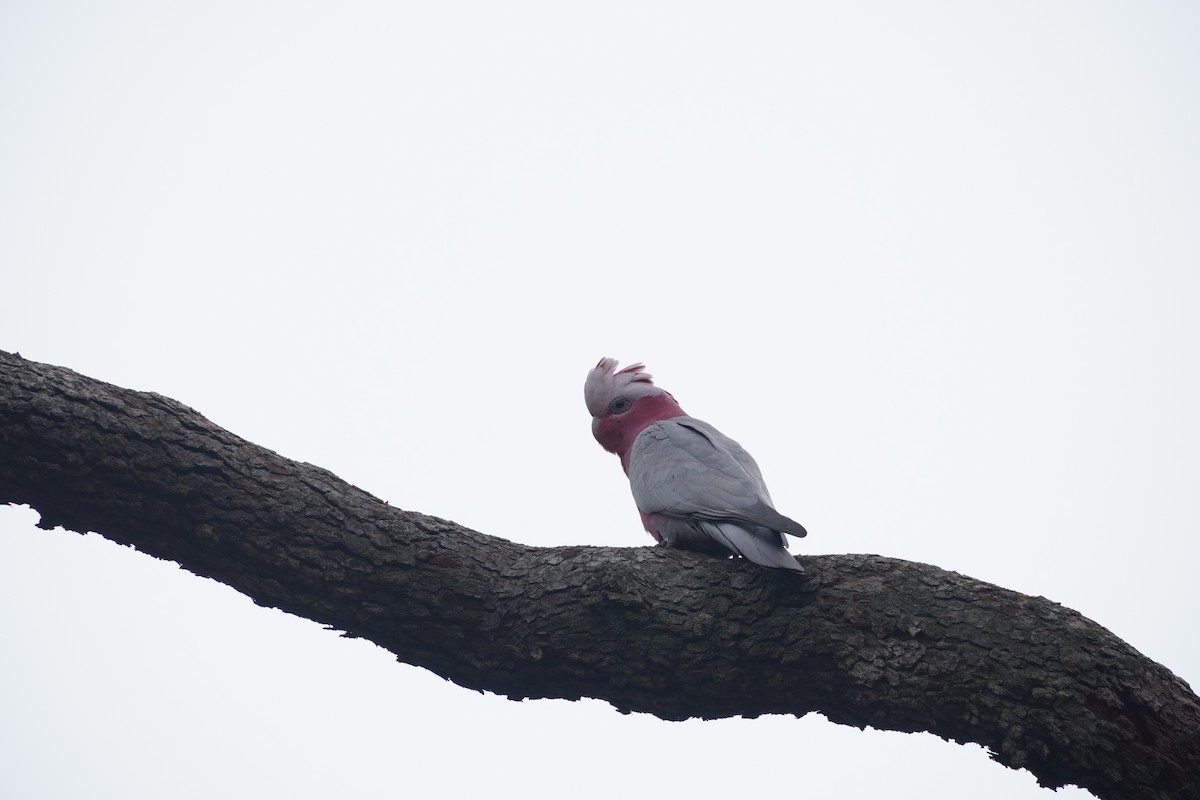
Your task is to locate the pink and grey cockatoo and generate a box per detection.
[585,358,807,572]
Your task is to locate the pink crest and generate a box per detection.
[584,357,661,416]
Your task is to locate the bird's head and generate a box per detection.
[584,357,686,461]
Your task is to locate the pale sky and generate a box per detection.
[2,3,1197,799]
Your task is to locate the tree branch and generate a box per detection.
[1,350,1196,800]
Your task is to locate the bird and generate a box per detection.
[584,357,807,573]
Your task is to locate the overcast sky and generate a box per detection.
[2,3,1197,799]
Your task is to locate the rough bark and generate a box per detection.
[1,349,1196,800]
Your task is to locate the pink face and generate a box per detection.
[592,392,687,468]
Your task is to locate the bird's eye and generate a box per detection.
[608,396,633,414]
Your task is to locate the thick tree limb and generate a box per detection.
[1,350,1196,800]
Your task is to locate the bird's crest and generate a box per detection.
[584,357,663,416]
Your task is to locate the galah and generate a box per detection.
[584,357,807,573]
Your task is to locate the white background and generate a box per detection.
[2,3,1197,798]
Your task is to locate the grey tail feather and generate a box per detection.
[698,521,806,573]
[751,504,808,539]
[699,504,807,539]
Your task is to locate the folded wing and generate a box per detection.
[628,418,806,571]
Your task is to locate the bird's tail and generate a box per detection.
[697,521,806,573]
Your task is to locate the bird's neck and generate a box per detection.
[596,393,686,473]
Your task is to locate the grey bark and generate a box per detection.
[1,349,1196,800]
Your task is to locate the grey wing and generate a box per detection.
[629,418,807,538]
[686,418,773,503]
